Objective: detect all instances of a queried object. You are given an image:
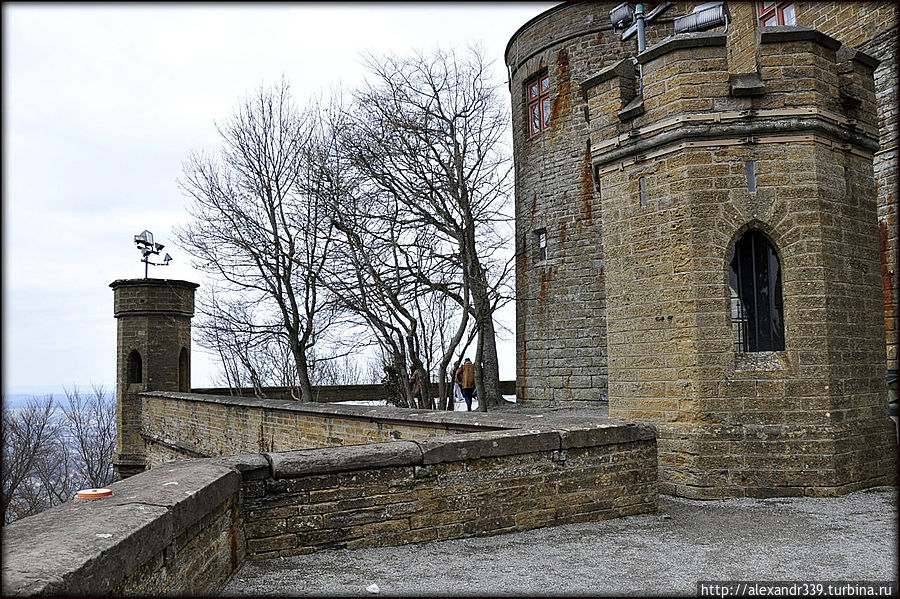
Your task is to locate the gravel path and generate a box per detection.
[223,486,897,596]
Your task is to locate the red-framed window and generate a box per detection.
[758,2,796,26]
[527,74,551,137]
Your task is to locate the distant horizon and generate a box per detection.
[3,383,116,398]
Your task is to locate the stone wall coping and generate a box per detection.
[0,460,239,597]
[757,25,841,51]
[142,391,573,432]
[265,441,423,478]
[260,418,656,473]
[836,45,880,69]
[581,58,635,101]
[637,31,727,65]
[109,278,200,290]
[415,428,562,465]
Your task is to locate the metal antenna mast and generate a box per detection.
[133,230,172,278]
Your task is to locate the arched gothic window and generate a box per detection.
[127,350,143,384]
[728,231,785,352]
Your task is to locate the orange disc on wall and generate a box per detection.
[75,488,113,500]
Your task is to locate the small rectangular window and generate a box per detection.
[745,161,757,193]
[527,74,551,137]
[534,229,547,262]
[639,176,647,208]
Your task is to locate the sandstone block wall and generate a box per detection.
[140,392,490,465]
[242,425,657,559]
[0,460,244,597]
[587,28,895,498]
[727,3,898,373]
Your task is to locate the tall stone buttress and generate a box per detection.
[110,278,198,478]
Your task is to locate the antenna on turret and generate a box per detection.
[133,229,172,279]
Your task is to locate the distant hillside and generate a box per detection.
[2,393,55,410]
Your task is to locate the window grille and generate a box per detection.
[729,231,785,352]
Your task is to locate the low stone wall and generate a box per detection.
[0,459,244,597]
[1,409,656,596]
[244,424,657,559]
[140,391,500,466]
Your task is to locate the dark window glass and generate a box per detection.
[179,347,189,392]
[729,231,785,352]
[127,350,143,384]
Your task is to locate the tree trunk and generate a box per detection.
[292,343,314,403]
[478,315,502,408]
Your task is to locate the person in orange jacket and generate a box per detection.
[455,358,476,411]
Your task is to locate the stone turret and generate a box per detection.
[110,278,198,478]
[505,2,677,407]
[584,26,895,497]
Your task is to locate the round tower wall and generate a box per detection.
[506,2,677,407]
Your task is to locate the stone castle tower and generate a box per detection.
[110,278,198,478]
[507,2,897,497]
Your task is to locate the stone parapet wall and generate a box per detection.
[1,460,244,597]
[242,423,657,559]
[110,278,198,316]
[140,392,496,464]
[1,411,657,595]
[190,380,518,403]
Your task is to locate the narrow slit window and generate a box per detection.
[127,349,143,384]
[729,231,785,352]
[639,176,647,207]
[179,347,190,392]
[745,161,757,193]
[535,229,548,262]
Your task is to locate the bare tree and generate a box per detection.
[1,386,115,525]
[61,385,116,489]
[344,46,514,409]
[194,285,301,397]
[1,396,59,524]
[176,79,341,403]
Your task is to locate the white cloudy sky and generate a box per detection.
[3,2,556,395]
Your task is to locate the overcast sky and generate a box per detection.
[3,2,556,395]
